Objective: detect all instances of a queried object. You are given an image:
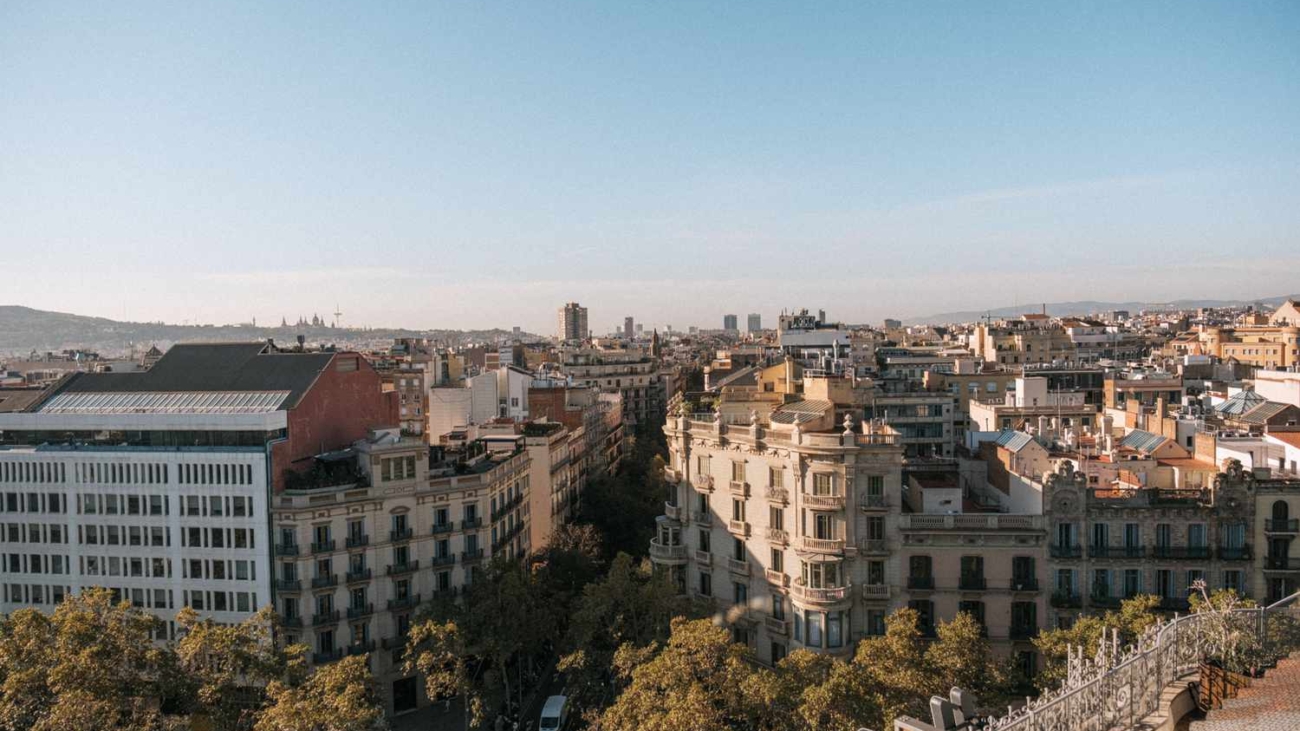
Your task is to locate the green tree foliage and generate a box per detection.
[0,588,174,731]
[0,589,383,731]
[578,420,668,562]
[174,606,309,730]
[598,618,759,731]
[559,553,696,697]
[255,655,386,731]
[1033,594,1160,690]
[403,620,482,731]
[925,611,1015,708]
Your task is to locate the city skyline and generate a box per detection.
[2,2,1298,332]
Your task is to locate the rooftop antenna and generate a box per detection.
[333,304,343,329]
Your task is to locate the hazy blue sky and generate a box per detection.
[2,2,1298,333]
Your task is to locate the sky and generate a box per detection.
[2,2,1298,334]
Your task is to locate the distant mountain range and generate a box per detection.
[907,294,1300,326]
[0,306,540,356]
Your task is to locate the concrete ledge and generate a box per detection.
[1132,677,1197,731]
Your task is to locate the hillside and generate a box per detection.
[0,306,538,356]
[907,294,1300,326]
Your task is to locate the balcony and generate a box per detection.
[311,574,337,589]
[347,641,376,656]
[800,537,845,554]
[1088,545,1147,559]
[728,520,751,537]
[861,583,891,601]
[694,549,713,565]
[386,561,419,576]
[908,576,935,591]
[692,510,713,526]
[346,603,375,619]
[460,517,483,531]
[766,527,789,545]
[649,540,688,564]
[430,553,456,567]
[381,635,410,651]
[275,578,302,592]
[312,647,342,664]
[1010,578,1040,592]
[1051,591,1083,608]
[390,528,414,543]
[345,534,370,549]
[764,616,789,636]
[1266,555,1299,571]
[802,492,846,510]
[664,469,683,484]
[860,492,887,510]
[387,594,422,611]
[311,610,340,626]
[1218,545,1252,561]
[729,481,750,498]
[664,503,684,521]
[1266,519,1300,534]
[693,474,715,492]
[959,575,987,591]
[765,569,789,587]
[430,522,453,535]
[791,581,852,606]
[311,540,336,554]
[461,549,484,563]
[1010,624,1037,641]
[1089,592,1122,609]
[1158,597,1191,612]
[727,557,751,576]
[1152,546,1211,560]
[899,514,1044,531]
[859,539,888,555]
[765,486,789,504]
[281,616,303,628]
[276,543,300,557]
[345,569,372,583]
[1050,544,1082,559]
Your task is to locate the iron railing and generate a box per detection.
[976,590,1300,731]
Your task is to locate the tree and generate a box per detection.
[598,618,760,731]
[173,606,308,730]
[925,612,1015,707]
[255,655,386,731]
[403,620,483,731]
[0,588,174,731]
[1033,594,1160,690]
[849,608,932,728]
[559,553,695,698]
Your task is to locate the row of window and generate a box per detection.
[3,491,256,519]
[1056,567,1245,596]
[1055,521,1248,548]
[0,461,255,487]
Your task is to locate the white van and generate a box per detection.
[539,695,568,731]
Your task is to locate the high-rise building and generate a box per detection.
[624,316,635,340]
[557,302,588,342]
[0,342,397,630]
[723,314,738,331]
[747,313,762,332]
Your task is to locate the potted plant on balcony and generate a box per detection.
[1189,580,1265,710]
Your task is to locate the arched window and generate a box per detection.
[1273,500,1290,522]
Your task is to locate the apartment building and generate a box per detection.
[897,475,1047,678]
[1254,468,1300,603]
[271,433,529,714]
[0,342,396,633]
[972,316,1077,366]
[558,302,589,343]
[1044,462,1255,626]
[557,346,668,427]
[655,400,906,665]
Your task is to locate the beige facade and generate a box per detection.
[271,434,530,714]
[656,404,906,664]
